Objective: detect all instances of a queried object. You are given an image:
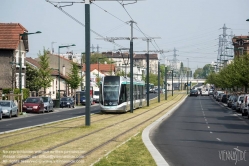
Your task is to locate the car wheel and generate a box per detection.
[9,111,12,118]
[0,112,2,120]
[41,108,44,114]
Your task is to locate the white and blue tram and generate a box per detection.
[99,76,146,113]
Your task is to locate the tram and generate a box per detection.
[100,76,146,113]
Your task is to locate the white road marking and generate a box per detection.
[5,124,12,126]
[208,126,210,128]
[216,138,221,141]
[210,131,212,133]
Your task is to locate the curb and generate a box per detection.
[142,95,188,166]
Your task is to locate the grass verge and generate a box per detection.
[94,132,156,166]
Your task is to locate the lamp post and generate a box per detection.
[158,61,160,102]
[187,58,189,94]
[98,57,103,82]
[171,70,173,96]
[58,44,76,102]
[165,66,167,100]
[51,42,56,54]
[110,61,115,76]
[19,31,41,94]
[18,31,41,114]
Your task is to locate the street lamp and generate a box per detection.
[171,70,173,96]
[187,58,189,94]
[165,66,167,100]
[18,31,41,114]
[58,44,76,102]
[19,31,41,94]
[98,57,103,82]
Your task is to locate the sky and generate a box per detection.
[1,0,249,72]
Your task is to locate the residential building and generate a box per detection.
[232,36,249,57]
[26,57,71,99]
[0,23,28,90]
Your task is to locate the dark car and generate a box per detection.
[189,89,198,97]
[76,91,94,105]
[60,97,75,108]
[227,95,234,108]
[0,106,2,120]
[221,94,229,103]
[23,97,45,113]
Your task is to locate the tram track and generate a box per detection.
[64,94,185,165]
[0,114,120,149]
[6,94,184,166]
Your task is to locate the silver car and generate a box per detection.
[41,97,54,112]
[0,100,18,118]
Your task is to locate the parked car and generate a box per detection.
[93,91,100,103]
[76,91,94,105]
[41,97,54,112]
[60,97,75,108]
[221,94,230,103]
[235,95,244,112]
[216,92,225,102]
[0,100,19,118]
[227,95,235,108]
[208,89,214,96]
[241,94,249,116]
[189,89,198,97]
[231,95,238,110]
[0,106,2,120]
[23,97,45,113]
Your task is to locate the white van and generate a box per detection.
[201,88,209,96]
[241,94,249,116]
[93,90,100,103]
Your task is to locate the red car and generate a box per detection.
[23,97,44,113]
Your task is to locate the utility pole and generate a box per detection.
[129,20,135,113]
[187,58,189,94]
[85,0,91,126]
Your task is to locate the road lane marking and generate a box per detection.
[5,124,12,126]
[210,131,212,133]
[208,126,210,128]
[217,138,221,141]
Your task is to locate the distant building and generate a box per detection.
[232,36,249,58]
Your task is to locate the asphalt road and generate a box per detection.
[0,93,159,133]
[150,95,249,166]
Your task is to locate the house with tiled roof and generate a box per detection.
[101,51,158,78]
[0,23,28,89]
[26,57,72,99]
[232,36,249,58]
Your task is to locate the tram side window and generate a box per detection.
[119,84,126,104]
[126,84,130,101]
[138,85,142,99]
[134,85,136,100]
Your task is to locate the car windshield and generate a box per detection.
[42,97,48,102]
[61,98,70,101]
[26,98,40,103]
[0,101,10,107]
[94,91,99,95]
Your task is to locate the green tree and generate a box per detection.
[38,48,53,94]
[66,62,81,96]
[89,53,111,64]
[26,64,42,92]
